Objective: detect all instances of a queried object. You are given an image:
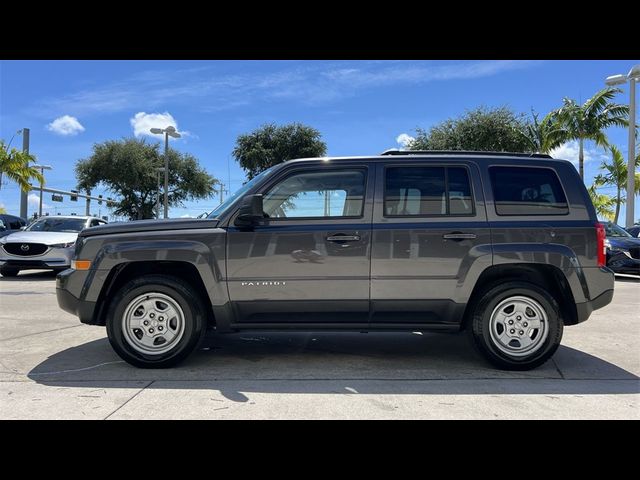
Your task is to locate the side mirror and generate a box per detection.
[234,194,265,227]
[19,226,27,231]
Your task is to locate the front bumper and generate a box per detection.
[56,268,97,325]
[0,245,73,270]
[607,251,640,275]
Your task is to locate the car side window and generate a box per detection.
[90,220,101,227]
[489,166,568,216]
[384,166,474,217]
[262,169,366,219]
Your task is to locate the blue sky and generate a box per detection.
[0,60,638,221]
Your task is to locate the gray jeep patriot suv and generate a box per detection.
[56,151,614,370]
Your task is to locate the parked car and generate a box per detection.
[0,215,107,277]
[0,214,27,238]
[57,151,614,370]
[625,225,640,238]
[604,222,640,275]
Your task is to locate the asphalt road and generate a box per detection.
[0,270,638,419]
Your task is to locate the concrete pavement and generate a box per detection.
[0,270,638,419]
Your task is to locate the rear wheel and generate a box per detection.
[469,281,563,370]
[106,274,207,368]
[0,267,19,277]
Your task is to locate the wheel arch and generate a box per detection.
[93,261,215,327]
[462,263,579,328]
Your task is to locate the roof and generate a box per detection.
[379,149,553,159]
[286,150,562,164]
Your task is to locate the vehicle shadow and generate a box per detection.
[0,270,58,281]
[27,331,640,400]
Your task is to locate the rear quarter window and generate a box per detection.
[489,166,569,216]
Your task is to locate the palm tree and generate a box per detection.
[587,183,616,222]
[553,87,629,180]
[517,110,567,154]
[595,145,640,224]
[0,140,43,191]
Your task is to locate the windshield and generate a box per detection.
[27,218,87,233]
[207,166,278,218]
[604,223,632,238]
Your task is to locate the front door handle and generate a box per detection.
[442,232,477,240]
[326,234,361,242]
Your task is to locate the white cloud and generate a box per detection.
[130,112,187,139]
[180,214,193,218]
[396,133,415,149]
[550,141,606,168]
[28,193,50,210]
[46,115,85,136]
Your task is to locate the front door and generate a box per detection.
[370,161,491,325]
[226,163,374,325]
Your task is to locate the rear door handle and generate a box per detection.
[442,232,477,240]
[326,235,361,242]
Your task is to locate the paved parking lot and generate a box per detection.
[0,270,638,419]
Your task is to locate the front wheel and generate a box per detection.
[469,281,563,370]
[106,275,207,368]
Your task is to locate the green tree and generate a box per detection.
[587,183,616,221]
[516,110,567,154]
[594,145,640,224]
[0,140,44,192]
[0,206,6,214]
[552,87,628,180]
[408,106,532,152]
[232,123,327,179]
[76,138,217,220]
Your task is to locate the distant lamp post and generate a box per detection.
[155,167,165,219]
[32,164,52,217]
[150,126,181,219]
[605,65,640,228]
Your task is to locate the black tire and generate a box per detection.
[469,281,563,370]
[0,267,19,277]
[106,274,207,368]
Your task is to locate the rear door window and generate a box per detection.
[384,166,474,217]
[489,166,569,215]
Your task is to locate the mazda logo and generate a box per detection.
[20,244,30,252]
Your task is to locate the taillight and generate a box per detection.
[595,222,606,267]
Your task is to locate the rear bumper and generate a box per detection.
[575,288,614,323]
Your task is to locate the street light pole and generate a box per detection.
[628,77,636,227]
[606,65,639,228]
[32,164,52,217]
[155,167,165,219]
[150,126,181,219]
[164,130,169,219]
[19,128,30,219]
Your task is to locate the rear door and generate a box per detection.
[370,160,491,325]
[226,162,374,325]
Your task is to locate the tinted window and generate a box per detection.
[489,167,568,216]
[263,169,365,218]
[385,166,473,216]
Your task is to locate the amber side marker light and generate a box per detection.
[71,260,91,270]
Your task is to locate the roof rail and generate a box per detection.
[380,149,553,159]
